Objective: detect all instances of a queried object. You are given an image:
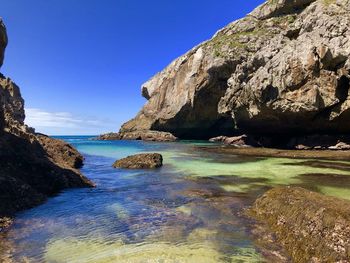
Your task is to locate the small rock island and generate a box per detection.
[113,153,163,169]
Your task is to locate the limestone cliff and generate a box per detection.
[0,19,93,220]
[122,0,350,139]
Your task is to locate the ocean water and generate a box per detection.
[1,136,350,262]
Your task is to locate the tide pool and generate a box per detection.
[1,137,350,262]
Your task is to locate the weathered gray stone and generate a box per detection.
[96,130,177,142]
[122,0,350,140]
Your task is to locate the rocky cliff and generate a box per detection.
[121,0,350,139]
[0,19,93,221]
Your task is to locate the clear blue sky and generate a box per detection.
[1,0,265,135]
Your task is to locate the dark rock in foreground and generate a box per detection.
[95,130,177,142]
[248,187,350,262]
[0,18,94,224]
[113,153,163,169]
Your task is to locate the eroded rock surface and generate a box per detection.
[209,134,260,147]
[96,130,177,142]
[113,153,163,169]
[0,18,93,222]
[122,0,350,140]
[248,187,350,262]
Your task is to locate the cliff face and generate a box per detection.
[122,0,350,139]
[0,19,93,219]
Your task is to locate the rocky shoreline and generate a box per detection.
[209,134,350,150]
[0,18,93,229]
[94,130,177,142]
[248,187,350,262]
[197,145,350,161]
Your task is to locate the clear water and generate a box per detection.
[2,136,350,262]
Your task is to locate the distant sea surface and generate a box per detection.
[1,136,350,262]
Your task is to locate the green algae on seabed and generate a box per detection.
[45,238,264,263]
[317,185,350,200]
[45,238,224,263]
[159,151,350,199]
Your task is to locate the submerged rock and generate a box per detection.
[248,187,350,262]
[121,0,350,141]
[96,130,177,142]
[0,18,93,223]
[113,153,163,169]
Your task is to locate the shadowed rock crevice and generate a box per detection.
[336,75,350,103]
[148,63,237,139]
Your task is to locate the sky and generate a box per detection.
[1,0,265,135]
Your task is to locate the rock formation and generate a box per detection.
[113,153,163,169]
[0,18,93,223]
[248,187,350,262]
[121,0,350,140]
[95,130,177,142]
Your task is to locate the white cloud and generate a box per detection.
[24,108,117,135]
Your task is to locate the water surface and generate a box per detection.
[2,136,350,262]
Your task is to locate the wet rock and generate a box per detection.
[287,135,350,150]
[95,130,177,142]
[198,145,350,161]
[295,144,311,150]
[329,142,350,151]
[248,187,350,262]
[0,217,12,232]
[113,153,163,169]
[121,0,350,140]
[36,134,84,169]
[209,134,260,147]
[209,136,227,142]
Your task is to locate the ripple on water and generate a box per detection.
[2,139,350,262]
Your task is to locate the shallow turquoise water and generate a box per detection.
[1,136,350,262]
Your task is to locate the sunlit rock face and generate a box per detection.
[0,18,93,220]
[122,0,350,139]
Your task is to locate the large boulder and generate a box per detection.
[121,0,350,140]
[0,18,94,221]
[248,187,350,262]
[113,153,163,169]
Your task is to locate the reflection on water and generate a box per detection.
[1,137,350,262]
